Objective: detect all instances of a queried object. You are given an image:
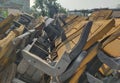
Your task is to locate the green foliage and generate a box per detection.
[30,5,41,18]
[33,0,67,18]
[0,9,8,18]
[56,3,67,14]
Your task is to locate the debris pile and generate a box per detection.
[0,9,120,83]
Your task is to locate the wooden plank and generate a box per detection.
[103,36,120,57]
[89,10,113,21]
[0,63,17,83]
[0,14,15,34]
[0,25,24,71]
[83,19,115,50]
[0,25,24,59]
